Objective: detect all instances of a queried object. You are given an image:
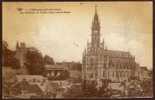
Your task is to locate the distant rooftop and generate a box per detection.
[45,64,67,70]
[140,66,148,71]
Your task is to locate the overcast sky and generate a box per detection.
[3,2,152,69]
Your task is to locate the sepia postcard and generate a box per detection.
[2,1,153,99]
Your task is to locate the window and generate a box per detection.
[51,72,54,76]
[56,72,60,77]
[47,73,50,77]
[104,63,106,67]
[33,78,36,82]
[126,64,128,69]
[120,71,122,77]
[120,64,122,69]
[103,72,105,77]
[121,64,123,69]
[90,73,93,78]
[113,72,115,77]
[37,80,40,83]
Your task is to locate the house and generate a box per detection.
[12,79,43,98]
[16,75,48,92]
[45,64,69,80]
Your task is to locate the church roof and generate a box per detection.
[86,47,132,58]
[103,49,132,58]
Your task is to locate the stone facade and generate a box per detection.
[139,66,151,81]
[82,7,137,86]
[15,42,28,74]
[15,42,40,75]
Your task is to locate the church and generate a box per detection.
[82,7,138,88]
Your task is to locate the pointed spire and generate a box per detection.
[16,41,19,49]
[95,5,97,15]
[102,39,104,49]
[91,5,100,47]
[87,40,89,49]
[87,39,89,45]
[94,5,98,21]
[92,5,100,29]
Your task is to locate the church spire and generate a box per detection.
[95,5,97,15]
[91,5,100,48]
[16,41,19,50]
[92,5,100,30]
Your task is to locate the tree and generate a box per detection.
[70,63,82,71]
[140,79,153,96]
[2,41,20,69]
[25,48,45,75]
[2,67,17,97]
[44,55,55,65]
